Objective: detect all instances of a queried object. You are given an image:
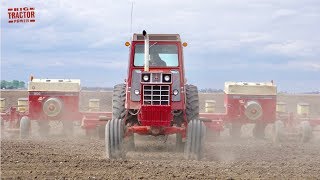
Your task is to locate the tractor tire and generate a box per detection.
[253,122,266,139]
[105,119,125,159]
[112,84,126,120]
[20,116,31,139]
[300,121,312,143]
[38,121,50,137]
[176,133,184,152]
[185,85,199,122]
[273,120,285,143]
[230,122,242,138]
[98,125,105,140]
[184,119,206,160]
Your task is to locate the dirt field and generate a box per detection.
[1,132,320,179]
[1,91,320,179]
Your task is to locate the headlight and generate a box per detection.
[173,89,179,95]
[162,74,171,82]
[143,74,150,82]
[134,89,140,95]
[164,75,170,82]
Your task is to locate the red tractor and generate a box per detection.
[201,81,277,139]
[104,31,206,160]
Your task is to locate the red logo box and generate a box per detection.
[8,7,36,23]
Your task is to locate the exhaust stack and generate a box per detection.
[143,30,149,72]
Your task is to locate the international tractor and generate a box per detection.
[104,31,206,160]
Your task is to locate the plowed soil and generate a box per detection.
[1,128,320,179]
[1,91,320,179]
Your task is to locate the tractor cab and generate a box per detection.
[123,31,189,128]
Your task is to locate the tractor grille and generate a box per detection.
[143,85,170,105]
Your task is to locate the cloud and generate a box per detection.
[262,41,312,57]
[272,9,297,19]
[1,0,320,91]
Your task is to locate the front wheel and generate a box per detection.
[184,119,206,160]
[105,119,125,159]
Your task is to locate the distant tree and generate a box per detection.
[1,80,7,89]
[19,81,25,88]
[0,80,26,89]
[6,81,14,89]
[12,80,20,89]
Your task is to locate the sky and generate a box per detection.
[1,0,320,92]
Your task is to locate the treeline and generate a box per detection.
[1,80,26,89]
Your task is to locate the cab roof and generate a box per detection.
[133,33,181,42]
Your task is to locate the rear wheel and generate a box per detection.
[112,84,126,120]
[105,119,125,159]
[185,85,199,122]
[20,116,31,139]
[184,119,206,160]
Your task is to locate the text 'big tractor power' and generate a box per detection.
[104,31,206,160]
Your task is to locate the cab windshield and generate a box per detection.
[134,44,179,67]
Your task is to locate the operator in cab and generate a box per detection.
[149,50,167,67]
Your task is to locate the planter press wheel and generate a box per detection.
[20,116,31,139]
